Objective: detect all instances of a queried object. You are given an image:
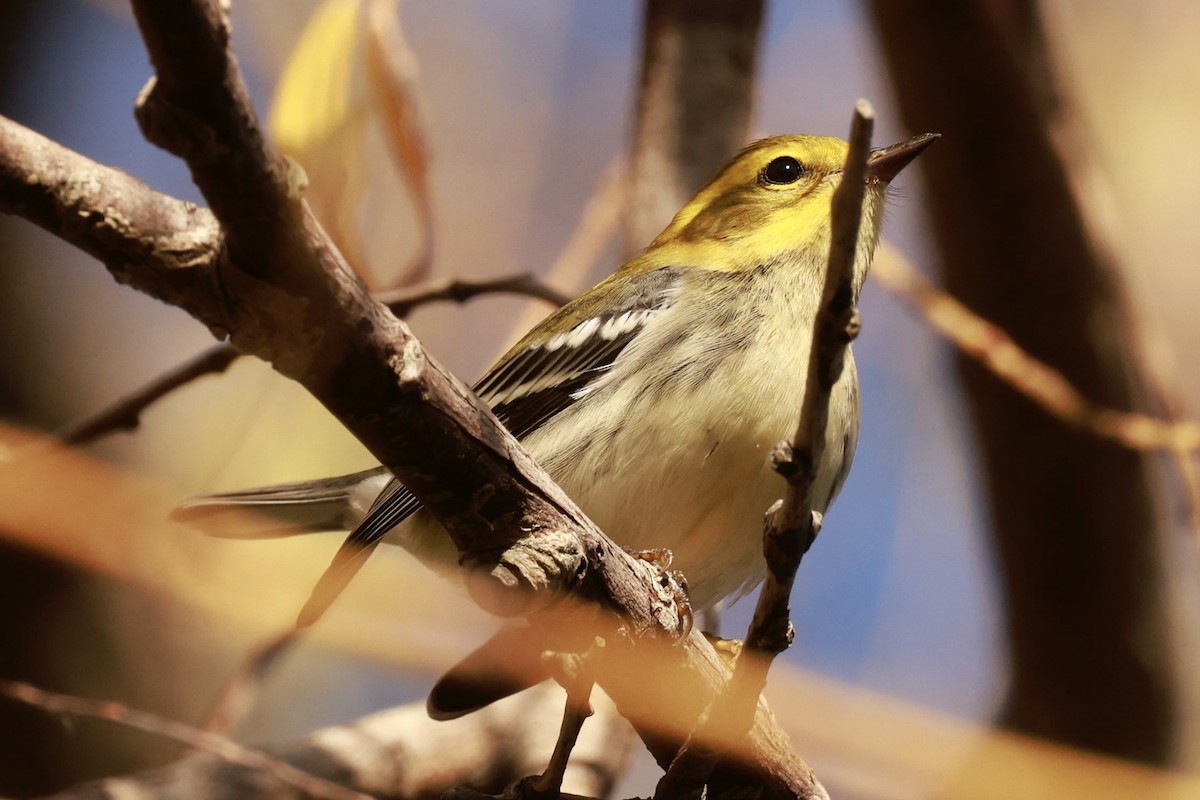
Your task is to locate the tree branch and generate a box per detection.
[0,1,820,796]
[0,114,228,333]
[867,0,1177,763]
[45,273,567,451]
[378,273,571,317]
[0,678,370,800]
[872,245,1200,454]
[25,683,630,800]
[56,344,239,446]
[655,103,875,800]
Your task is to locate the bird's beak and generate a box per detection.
[867,132,940,184]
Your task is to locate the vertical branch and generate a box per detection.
[866,0,1177,763]
[655,104,876,800]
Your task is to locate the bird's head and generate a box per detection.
[633,132,937,292]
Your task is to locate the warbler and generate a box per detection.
[176,132,936,630]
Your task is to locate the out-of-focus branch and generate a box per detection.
[867,0,1177,763]
[56,344,239,446]
[32,684,614,800]
[875,243,1200,594]
[0,678,370,800]
[624,0,764,255]
[873,245,1200,453]
[200,629,301,736]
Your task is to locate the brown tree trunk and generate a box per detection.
[866,0,1177,764]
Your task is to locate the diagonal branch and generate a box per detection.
[0,1,820,796]
[0,678,370,800]
[47,273,568,451]
[873,245,1200,454]
[57,343,239,446]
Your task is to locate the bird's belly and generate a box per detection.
[529,360,856,610]
[392,337,858,613]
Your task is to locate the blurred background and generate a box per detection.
[0,0,1198,797]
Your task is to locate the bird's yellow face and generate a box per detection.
[635,134,871,274]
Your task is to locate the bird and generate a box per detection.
[175,131,936,646]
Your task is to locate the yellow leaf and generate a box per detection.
[269,0,363,154]
[364,0,433,286]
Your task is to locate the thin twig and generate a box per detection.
[0,678,370,800]
[379,272,571,317]
[749,101,874,649]
[43,273,568,451]
[57,344,239,446]
[872,244,1200,453]
[655,102,875,800]
[201,628,303,735]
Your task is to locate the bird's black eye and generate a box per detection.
[761,155,805,185]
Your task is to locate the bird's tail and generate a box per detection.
[171,467,387,539]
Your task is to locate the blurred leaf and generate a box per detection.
[364,0,432,285]
[270,0,362,153]
[768,665,1200,800]
[268,0,432,290]
[268,0,370,281]
[0,423,485,674]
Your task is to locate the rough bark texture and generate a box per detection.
[866,0,1176,764]
[0,0,826,796]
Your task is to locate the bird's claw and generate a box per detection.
[624,547,693,642]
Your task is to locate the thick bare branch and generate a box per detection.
[124,0,597,605]
[0,1,819,795]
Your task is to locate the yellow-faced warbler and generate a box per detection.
[177,132,936,632]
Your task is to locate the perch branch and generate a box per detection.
[655,102,874,800]
[0,1,820,795]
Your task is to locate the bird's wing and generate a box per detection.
[479,268,683,438]
[297,267,683,626]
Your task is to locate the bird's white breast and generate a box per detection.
[522,271,859,610]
